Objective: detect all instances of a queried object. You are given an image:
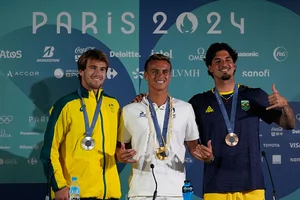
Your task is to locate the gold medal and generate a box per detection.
[225,133,239,146]
[156,147,169,160]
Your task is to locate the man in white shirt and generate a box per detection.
[116,54,211,200]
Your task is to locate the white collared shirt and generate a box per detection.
[118,97,199,197]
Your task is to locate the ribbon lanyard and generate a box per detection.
[148,96,170,147]
[214,84,238,133]
[78,88,103,137]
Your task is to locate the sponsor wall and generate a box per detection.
[0,0,300,199]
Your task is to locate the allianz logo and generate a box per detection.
[263,143,280,147]
[19,145,39,150]
[0,146,10,150]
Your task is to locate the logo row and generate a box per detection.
[264,155,300,164]
[0,46,288,62]
[0,157,38,165]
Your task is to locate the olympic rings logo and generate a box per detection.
[0,115,13,124]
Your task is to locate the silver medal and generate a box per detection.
[81,136,95,150]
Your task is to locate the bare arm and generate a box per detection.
[275,105,295,130]
[266,84,295,130]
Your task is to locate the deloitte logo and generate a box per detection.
[176,12,198,34]
[273,46,288,62]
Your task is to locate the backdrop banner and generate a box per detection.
[0,1,299,199]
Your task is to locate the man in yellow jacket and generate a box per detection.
[40,49,121,200]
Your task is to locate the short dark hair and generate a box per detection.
[144,54,172,72]
[77,49,109,82]
[204,43,238,78]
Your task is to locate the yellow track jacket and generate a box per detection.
[40,86,121,199]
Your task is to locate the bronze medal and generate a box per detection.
[225,133,239,146]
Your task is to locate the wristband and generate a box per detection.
[205,156,215,164]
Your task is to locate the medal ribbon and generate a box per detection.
[214,84,238,134]
[147,96,170,148]
[78,88,103,138]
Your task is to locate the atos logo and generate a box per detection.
[0,50,22,59]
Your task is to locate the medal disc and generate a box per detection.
[156,146,169,160]
[81,136,95,150]
[225,133,239,146]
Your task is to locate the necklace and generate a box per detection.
[220,93,233,102]
[146,95,174,160]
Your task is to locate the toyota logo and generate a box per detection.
[0,115,13,124]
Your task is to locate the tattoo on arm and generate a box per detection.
[279,105,295,130]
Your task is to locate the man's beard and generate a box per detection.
[221,74,231,80]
